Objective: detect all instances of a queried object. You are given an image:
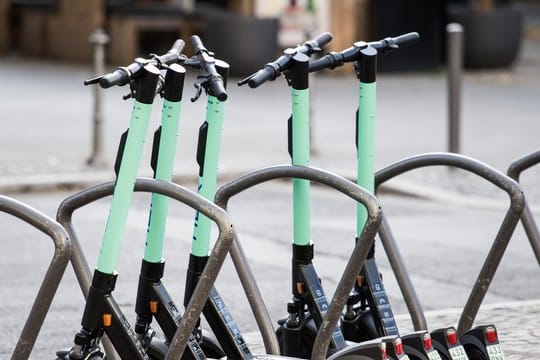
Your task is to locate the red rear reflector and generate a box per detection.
[485,326,498,344]
[446,328,458,346]
[394,338,404,355]
[423,333,433,350]
[380,342,387,359]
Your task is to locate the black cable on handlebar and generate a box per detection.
[308,32,420,73]
[183,35,228,102]
[84,39,186,89]
[238,32,333,88]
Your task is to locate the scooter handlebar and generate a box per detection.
[369,32,420,52]
[309,32,420,73]
[89,39,186,88]
[208,75,228,101]
[246,65,277,88]
[239,32,333,88]
[190,35,206,55]
[309,32,333,50]
[159,38,186,64]
[393,32,420,47]
[186,36,229,101]
[98,68,131,88]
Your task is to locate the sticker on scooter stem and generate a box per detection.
[210,287,251,356]
[300,263,347,349]
[486,344,505,360]
[363,259,399,335]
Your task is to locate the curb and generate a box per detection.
[0,167,522,213]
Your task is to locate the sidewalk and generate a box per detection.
[1,41,540,200]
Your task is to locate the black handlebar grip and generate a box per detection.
[159,39,185,65]
[313,32,333,48]
[208,76,228,101]
[99,68,130,88]
[191,35,206,54]
[393,32,420,48]
[170,39,185,53]
[308,55,334,72]
[247,67,276,88]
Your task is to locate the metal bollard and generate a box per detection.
[87,28,109,168]
[447,23,463,154]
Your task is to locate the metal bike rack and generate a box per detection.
[56,178,234,360]
[1,195,71,360]
[506,149,540,265]
[213,165,383,360]
[373,152,524,335]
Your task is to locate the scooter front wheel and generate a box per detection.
[200,333,226,358]
[147,338,169,359]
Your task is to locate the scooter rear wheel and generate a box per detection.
[462,346,488,360]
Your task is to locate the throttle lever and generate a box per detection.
[237,76,251,86]
[84,76,102,86]
[381,38,399,53]
[184,57,200,69]
[122,79,137,100]
[191,80,204,102]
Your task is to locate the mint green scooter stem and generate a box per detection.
[97,101,153,274]
[143,63,186,262]
[292,88,311,246]
[191,95,225,256]
[356,82,376,236]
[143,99,182,262]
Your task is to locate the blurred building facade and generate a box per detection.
[0,0,373,65]
[1,0,537,72]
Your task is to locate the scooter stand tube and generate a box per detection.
[341,255,399,343]
[70,270,147,359]
[131,259,204,358]
[68,66,159,359]
[134,259,166,336]
[278,243,346,358]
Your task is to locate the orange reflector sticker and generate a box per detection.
[103,313,112,327]
[296,282,303,295]
[150,301,159,314]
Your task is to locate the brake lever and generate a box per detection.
[84,76,102,86]
[237,73,254,86]
[122,79,137,100]
[191,78,205,102]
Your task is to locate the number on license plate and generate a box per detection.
[487,344,505,360]
[449,346,469,360]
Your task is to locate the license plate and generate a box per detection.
[428,350,443,360]
[449,345,469,360]
[486,344,505,360]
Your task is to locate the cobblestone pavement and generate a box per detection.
[395,300,540,360]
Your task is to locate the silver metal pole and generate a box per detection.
[87,28,109,167]
[447,23,463,154]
